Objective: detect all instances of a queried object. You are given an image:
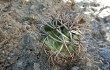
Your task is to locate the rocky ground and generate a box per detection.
[0,0,110,70]
[81,0,110,70]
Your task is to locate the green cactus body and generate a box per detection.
[41,19,80,57]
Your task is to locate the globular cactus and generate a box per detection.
[41,19,80,57]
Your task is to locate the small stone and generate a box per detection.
[30,5,35,10]
[2,51,5,54]
[7,57,11,60]
[25,0,30,2]
[10,53,14,56]
[23,21,30,25]
[17,61,23,67]
[26,25,31,30]
[71,66,80,70]
[34,63,40,70]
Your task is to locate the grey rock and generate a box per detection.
[99,48,110,62]
[21,32,36,50]
[71,66,80,70]
[11,33,36,70]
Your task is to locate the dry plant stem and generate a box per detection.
[78,40,84,55]
[42,29,62,42]
[52,33,62,40]
[70,13,82,29]
[56,29,68,39]
[56,21,69,29]
[59,19,69,30]
[48,34,62,42]
[42,38,49,55]
[45,23,55,29]
[55,44,64,57]
[69,31,73,43]
[62,36,72,56]
[78,42,81,54]
[48,54,55,65]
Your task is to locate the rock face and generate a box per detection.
[99,48,110,70]
[99,48,110,62]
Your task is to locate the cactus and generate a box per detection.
[41,19,80,57]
